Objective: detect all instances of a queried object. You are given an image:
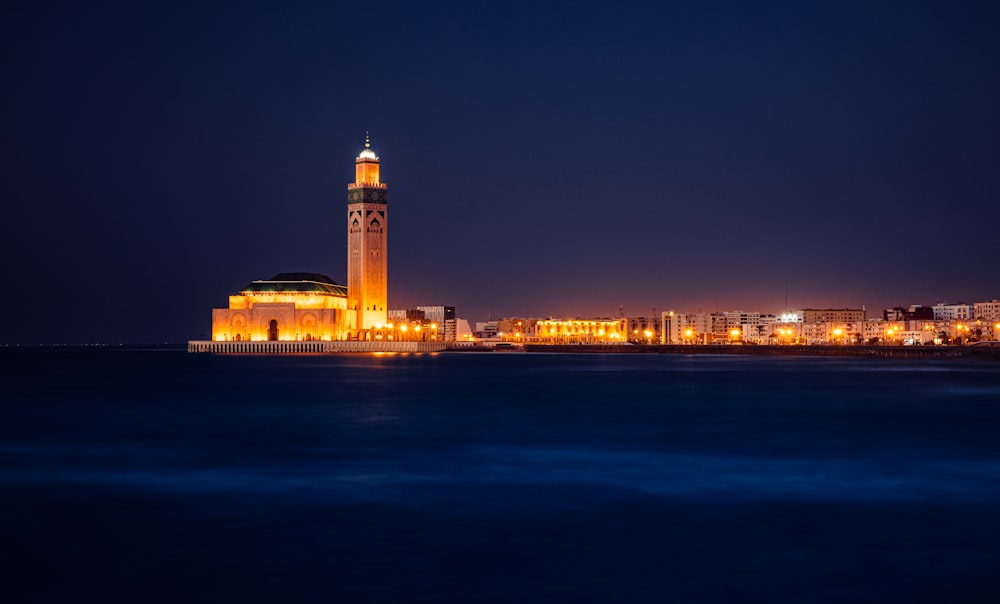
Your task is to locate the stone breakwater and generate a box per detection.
[522,344,1000,360]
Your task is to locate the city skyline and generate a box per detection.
[4,1,999,344]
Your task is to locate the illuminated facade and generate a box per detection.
[802,308,866,324]
[661,311,681,344]
[211,273,353,342]
[531,318,627,343]
[347,133,388,332]
[211,135,390,342]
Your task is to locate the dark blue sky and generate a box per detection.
[3,1,998,344]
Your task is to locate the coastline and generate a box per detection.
[3,342,999,361]
[521,343,1000,360]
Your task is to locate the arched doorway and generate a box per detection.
[268,319,278,341]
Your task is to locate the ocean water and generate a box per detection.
[2,349,1000,603]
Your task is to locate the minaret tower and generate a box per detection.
[347,132,388,333]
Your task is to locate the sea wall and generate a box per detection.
[187,340,449,354]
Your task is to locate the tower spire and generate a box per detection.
[365,131,370,148]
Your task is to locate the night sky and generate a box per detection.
[4,1,998,345]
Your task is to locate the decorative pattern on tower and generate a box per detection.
[347,132,388,334]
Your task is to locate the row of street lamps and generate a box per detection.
[370,322,438,341]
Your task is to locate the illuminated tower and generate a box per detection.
[347,133,388,332]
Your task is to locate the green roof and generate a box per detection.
[239,272,347,296]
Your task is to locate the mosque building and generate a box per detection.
[209,135,388,342]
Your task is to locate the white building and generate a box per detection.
[974,300,1000,321]
[667,312,713,344]
[453,318,473,341]
[932,303,973,321]
[475,321,499,338]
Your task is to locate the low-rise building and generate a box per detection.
[933,303,973,321]
[802,308,866,324]
[475,321,499,338]
[533,318,627,343]
[417,305,455,339]
[974,300,1000,321]
[884,305,934,321]
[627,316,660,343]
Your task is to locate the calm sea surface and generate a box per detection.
[2,349,1000,602]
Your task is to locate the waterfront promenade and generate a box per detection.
[523,343,1000,360]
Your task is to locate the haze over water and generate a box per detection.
[3,349,1000,602]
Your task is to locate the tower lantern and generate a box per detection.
[354,131,380,185]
